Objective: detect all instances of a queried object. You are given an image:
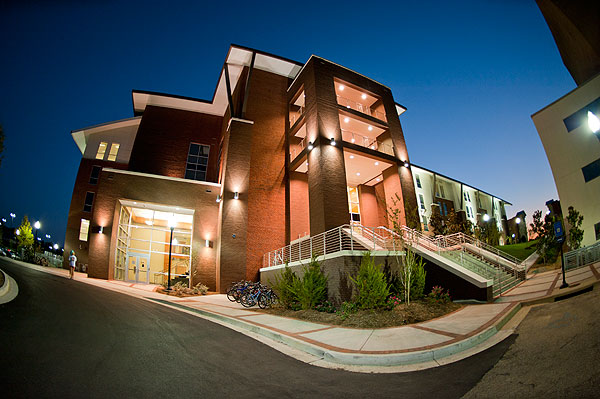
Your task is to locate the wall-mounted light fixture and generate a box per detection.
[483,214,490,222]
[588,111,600,134]
[307,141,314,151]
[205,239,212,248]
[330,138,336,146]
[403,161,409,168]
[99,226,104,234]
[234,192,239,200]
[515,217,521,224]
[216,195,221,203]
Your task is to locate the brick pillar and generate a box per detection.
[217,118,253,292]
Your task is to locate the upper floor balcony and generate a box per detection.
[334,78,387,122]
[339,113,395,157]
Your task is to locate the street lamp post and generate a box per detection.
[34,221,41,251]
[166,216,176,291]
[10,213,16,228]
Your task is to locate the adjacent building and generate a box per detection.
[64,45,510,292]
[532,0,600,246]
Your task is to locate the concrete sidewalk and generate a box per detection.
[4,257,600,372]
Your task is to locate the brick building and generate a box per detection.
[64,45,510,294]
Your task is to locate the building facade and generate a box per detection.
[64,45,510,292]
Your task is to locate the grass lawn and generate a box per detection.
[495,240,538,261]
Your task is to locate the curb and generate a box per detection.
[148,298,518,367]
[0,269,19,305]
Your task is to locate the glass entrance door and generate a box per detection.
[126,253,150,284]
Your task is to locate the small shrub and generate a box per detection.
[295,256,328,310]
[315,300,336,313]
[410,258,426,300]
[192,283,209,295]
[385,294,402,310]
[350,252,389,309]
[427,286,451,304]
[336,301,358,320]
[271,265,301,309]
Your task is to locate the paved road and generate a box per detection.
[0,258,512,398]
[463,284,600,398]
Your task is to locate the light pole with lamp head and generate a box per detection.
[166,215,176,291]
[34,221,41,252]
[10,213,16,227]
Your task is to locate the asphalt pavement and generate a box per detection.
[0,258,513,398]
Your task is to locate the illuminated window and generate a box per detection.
[185,143,210,181]
[107,143,120,162]
[96,142,108,160]
[79,219,90,241]
[83,192,95,212]
[347,187,360,222]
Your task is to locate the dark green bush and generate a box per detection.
[295,256,328,310]
[315,300,336,313]
[350,252,389,309]
[427,286,451,304]
[271,265,300,309]
[336,301,358,320]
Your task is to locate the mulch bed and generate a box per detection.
[251,301,462,329]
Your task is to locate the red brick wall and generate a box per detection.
[383,165,405,228]
[358,184,379,228]
[244,69,288,282]
[290,171,310,240]
[88,169,220,290]
[63,158,127,270]
[128,106,223,182]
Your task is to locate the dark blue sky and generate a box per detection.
[0,0,573,245]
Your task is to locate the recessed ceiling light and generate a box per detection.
[306,162,309,166]
[346,105,351,108]
[370,145,375,149]
[356,172,360,176]
[368,125,373,131]
[349,155,354,159]
[361,94,367,100]
[344,117,350,123]
[374,161,379,166]
[376,178,380,182]
[351,138,355,143]
[339,85,345,91]
[145,220,153,226]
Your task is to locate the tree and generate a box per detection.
[530,210,560,264]
[565,206,584,250]
[17,216,34,260]
[387,193,421,232]
[446,210,473,235]
[429,208,446,236]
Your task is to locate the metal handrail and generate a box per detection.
[336,95,386,121]
[564,241,600,271]
[340,129,395,156]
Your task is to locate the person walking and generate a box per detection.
[68,250,77,279]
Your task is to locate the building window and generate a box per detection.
[443,203,448,216]
[79,219,90,242]
[347,186,361,223]
[107,143,120,162]
[83,192,95,212]
[464,191,471,202]
[422,215,428,231]
[419,194,425,210]
[185,143,209,181]
[89,165,102,185]
[582,157,600,183]
[96,142,108,160]
[595,222,600,241]
[416,174,422,189]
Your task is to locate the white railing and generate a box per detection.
[341,129,395,156]
[262,224,404,268]
[262,224,525,295]
[289,106,304,127]
[290,137,306,161]
[564,240,600,271]
[337,95,386,121]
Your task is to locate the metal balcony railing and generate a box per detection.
[289,106,304,127]
[341,129,395,156]
[262,223,525,296]
[336,95,386,121]
[564,240,600,271]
